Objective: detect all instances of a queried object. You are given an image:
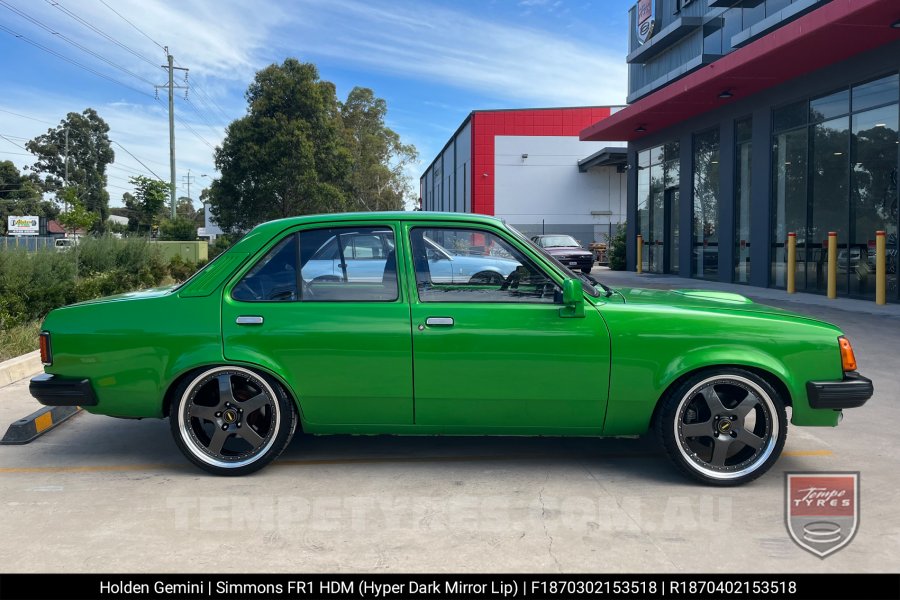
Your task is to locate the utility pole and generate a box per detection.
[181,168,195,216]
[156,48,188,219]
[63,127,69,213]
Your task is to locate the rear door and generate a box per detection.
[221,221,414,426]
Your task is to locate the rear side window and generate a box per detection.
[231,235,298,302]
[299,227,398,302]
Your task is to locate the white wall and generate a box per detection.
[494,136,626,242]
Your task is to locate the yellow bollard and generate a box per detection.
[875,230,886,305]
[636,234,643,274]
[787,233,796,294]
[827,232,837,299]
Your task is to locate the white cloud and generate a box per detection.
[277,0,626,106]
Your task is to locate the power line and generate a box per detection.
[0,23,154,98]
[43,0,160,69]
[181,96,225,140]
[0,108,56,126]
[96,0,166,53]
[111,140,165,180]
[0,0,157,87]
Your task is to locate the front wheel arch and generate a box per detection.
[649,364,792,431]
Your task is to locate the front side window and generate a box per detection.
[411,227,557,303]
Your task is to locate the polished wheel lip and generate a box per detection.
[673,374,778,481]
[177,366,281,469]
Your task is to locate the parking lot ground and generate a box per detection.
[1,277,898,573]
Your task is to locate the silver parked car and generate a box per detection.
[301,230,521,285]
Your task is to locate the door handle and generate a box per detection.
[425,317,454,327]
[235,316,264,325]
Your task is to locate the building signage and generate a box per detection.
[7,215,39,236]
[636,0,656,44]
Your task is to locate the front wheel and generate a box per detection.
[657,368,787,486]
[169,366,297,476]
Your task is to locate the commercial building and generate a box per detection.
[580,0,899,302]
[420,107,627,243]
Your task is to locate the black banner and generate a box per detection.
[0,574,897,600]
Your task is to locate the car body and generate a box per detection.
[530,234,594,274]
[53,237,78,252]
[30,212,872,484]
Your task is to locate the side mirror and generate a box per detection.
[559,278,585,318]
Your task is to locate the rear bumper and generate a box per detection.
[29,373,97,407]
[806,372,873,410]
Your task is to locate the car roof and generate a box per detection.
[230,211,506,253]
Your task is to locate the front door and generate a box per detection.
[404,223,610,431]
[221,223,413,426]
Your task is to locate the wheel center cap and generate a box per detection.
[717,418,733,433]
[222,409,238,424]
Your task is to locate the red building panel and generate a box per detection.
[470,107,612,215]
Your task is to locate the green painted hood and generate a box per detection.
[610,286,834,326]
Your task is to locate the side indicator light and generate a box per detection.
[839,336,857,372]
[39,332,52,366]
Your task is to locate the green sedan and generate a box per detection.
[30,213,873,485]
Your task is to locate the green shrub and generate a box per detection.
[0,320,41,361]
[167,255,198,282]
[607,222,627,271]
[208,235,235,260]
[0,237,170,330]
[0,249,76,329]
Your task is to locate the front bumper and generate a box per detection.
[806,372,873,410]
[29,373,98,407]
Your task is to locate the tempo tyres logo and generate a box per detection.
[785,472,859,558]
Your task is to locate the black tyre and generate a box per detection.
[469,270,505,285]
[657,368,787,486]
[169,366,297,476]
[581,267,592,274]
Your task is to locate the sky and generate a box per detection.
[0,0,631,210]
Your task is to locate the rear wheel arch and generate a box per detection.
[163,363,305,425]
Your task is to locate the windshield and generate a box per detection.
[538,235,580,248]
[508,225,605,298]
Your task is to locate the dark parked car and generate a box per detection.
[530,235,594,274]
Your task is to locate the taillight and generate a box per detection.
[39,331,52,366]
[838,336,857,372]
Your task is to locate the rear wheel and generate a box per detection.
[469,270,505,285]
[657,368,787,486]
[169,366,297,476]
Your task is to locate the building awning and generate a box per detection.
[578,147,628,172]
[581,0,900,142]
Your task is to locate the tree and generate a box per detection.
[0,161,59,234]
[26,108,114,229]
[209,59,351,232]
[57,187,98,235]
[159,216,197,241]
[340,87,418,211]
[125,176,168,235]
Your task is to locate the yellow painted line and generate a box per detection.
[33,412,53,434]
[0,449,833,474]
[782,449,833,457]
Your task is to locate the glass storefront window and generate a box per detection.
[693,128,720,280]
[810,89,850,123]
[771,128,808,289]
[636,143,680,274]
[809,117,850,295]
[734,118,752,283]
[773,100,807,132]
[637,150,650,273]
[852,74,899,112]
[849,104,899,299]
